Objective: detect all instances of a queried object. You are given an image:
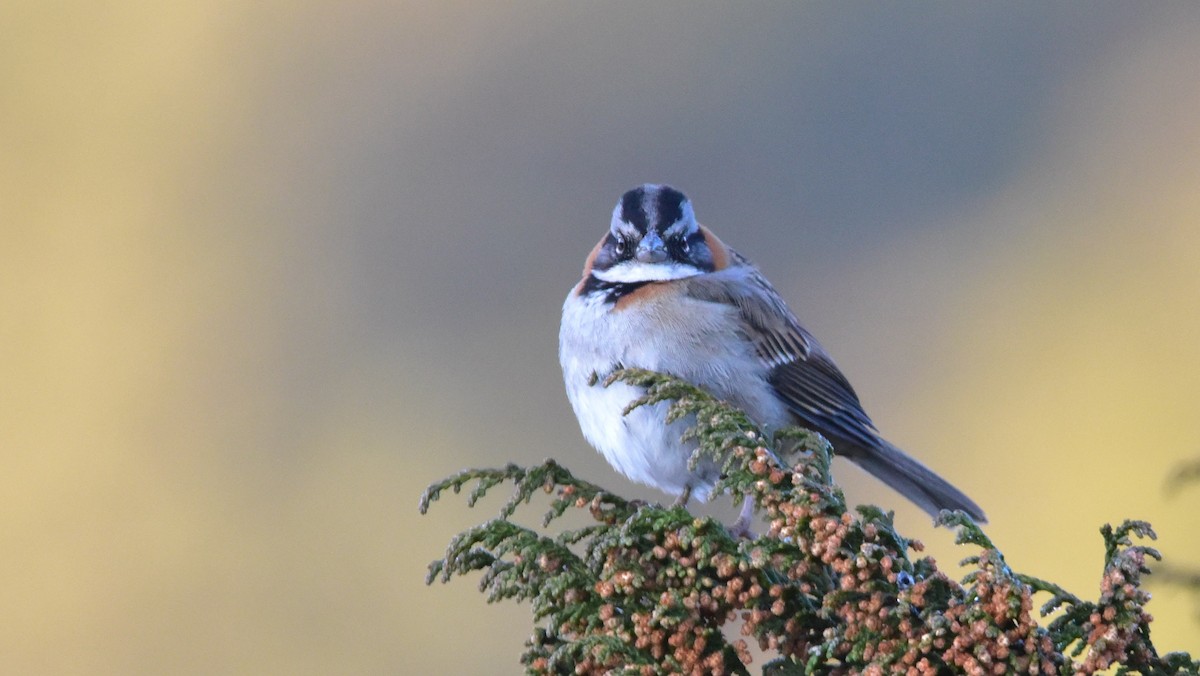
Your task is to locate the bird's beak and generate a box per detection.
[636,232,668,263]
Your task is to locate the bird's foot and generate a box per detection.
[728,495,757,539]
[671,485,693,509]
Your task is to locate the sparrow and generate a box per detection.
[558,184,986,530]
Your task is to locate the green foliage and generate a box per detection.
[420,369,1198,675]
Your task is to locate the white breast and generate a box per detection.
[558,284,789,501]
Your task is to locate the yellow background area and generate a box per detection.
[2,3,1198,673]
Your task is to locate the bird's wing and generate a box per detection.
[682,264,880,449]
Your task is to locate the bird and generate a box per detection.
[558,184,986,532]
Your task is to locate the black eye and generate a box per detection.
[680,238,690,253]
[614,237,627,255]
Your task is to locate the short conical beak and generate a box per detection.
[636,232,667,263]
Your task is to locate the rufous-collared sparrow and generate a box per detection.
[559,184,986,530]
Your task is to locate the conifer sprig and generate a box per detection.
[422,369,1197,674]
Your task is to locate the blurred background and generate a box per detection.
[3,2,1199,673]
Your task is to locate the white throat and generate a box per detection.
[593,260,702,283]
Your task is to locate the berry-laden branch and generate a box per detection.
[420,368,1198,675]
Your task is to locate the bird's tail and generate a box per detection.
[849,439,987,523]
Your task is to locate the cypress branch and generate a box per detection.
[421,368,1198,674]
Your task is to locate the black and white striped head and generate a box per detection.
[589,184,716,284]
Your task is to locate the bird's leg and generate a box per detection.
[728,495,756,539]
[672,485,693,509]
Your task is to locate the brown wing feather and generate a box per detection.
[681,252,987,522]
[681,259,880,450]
